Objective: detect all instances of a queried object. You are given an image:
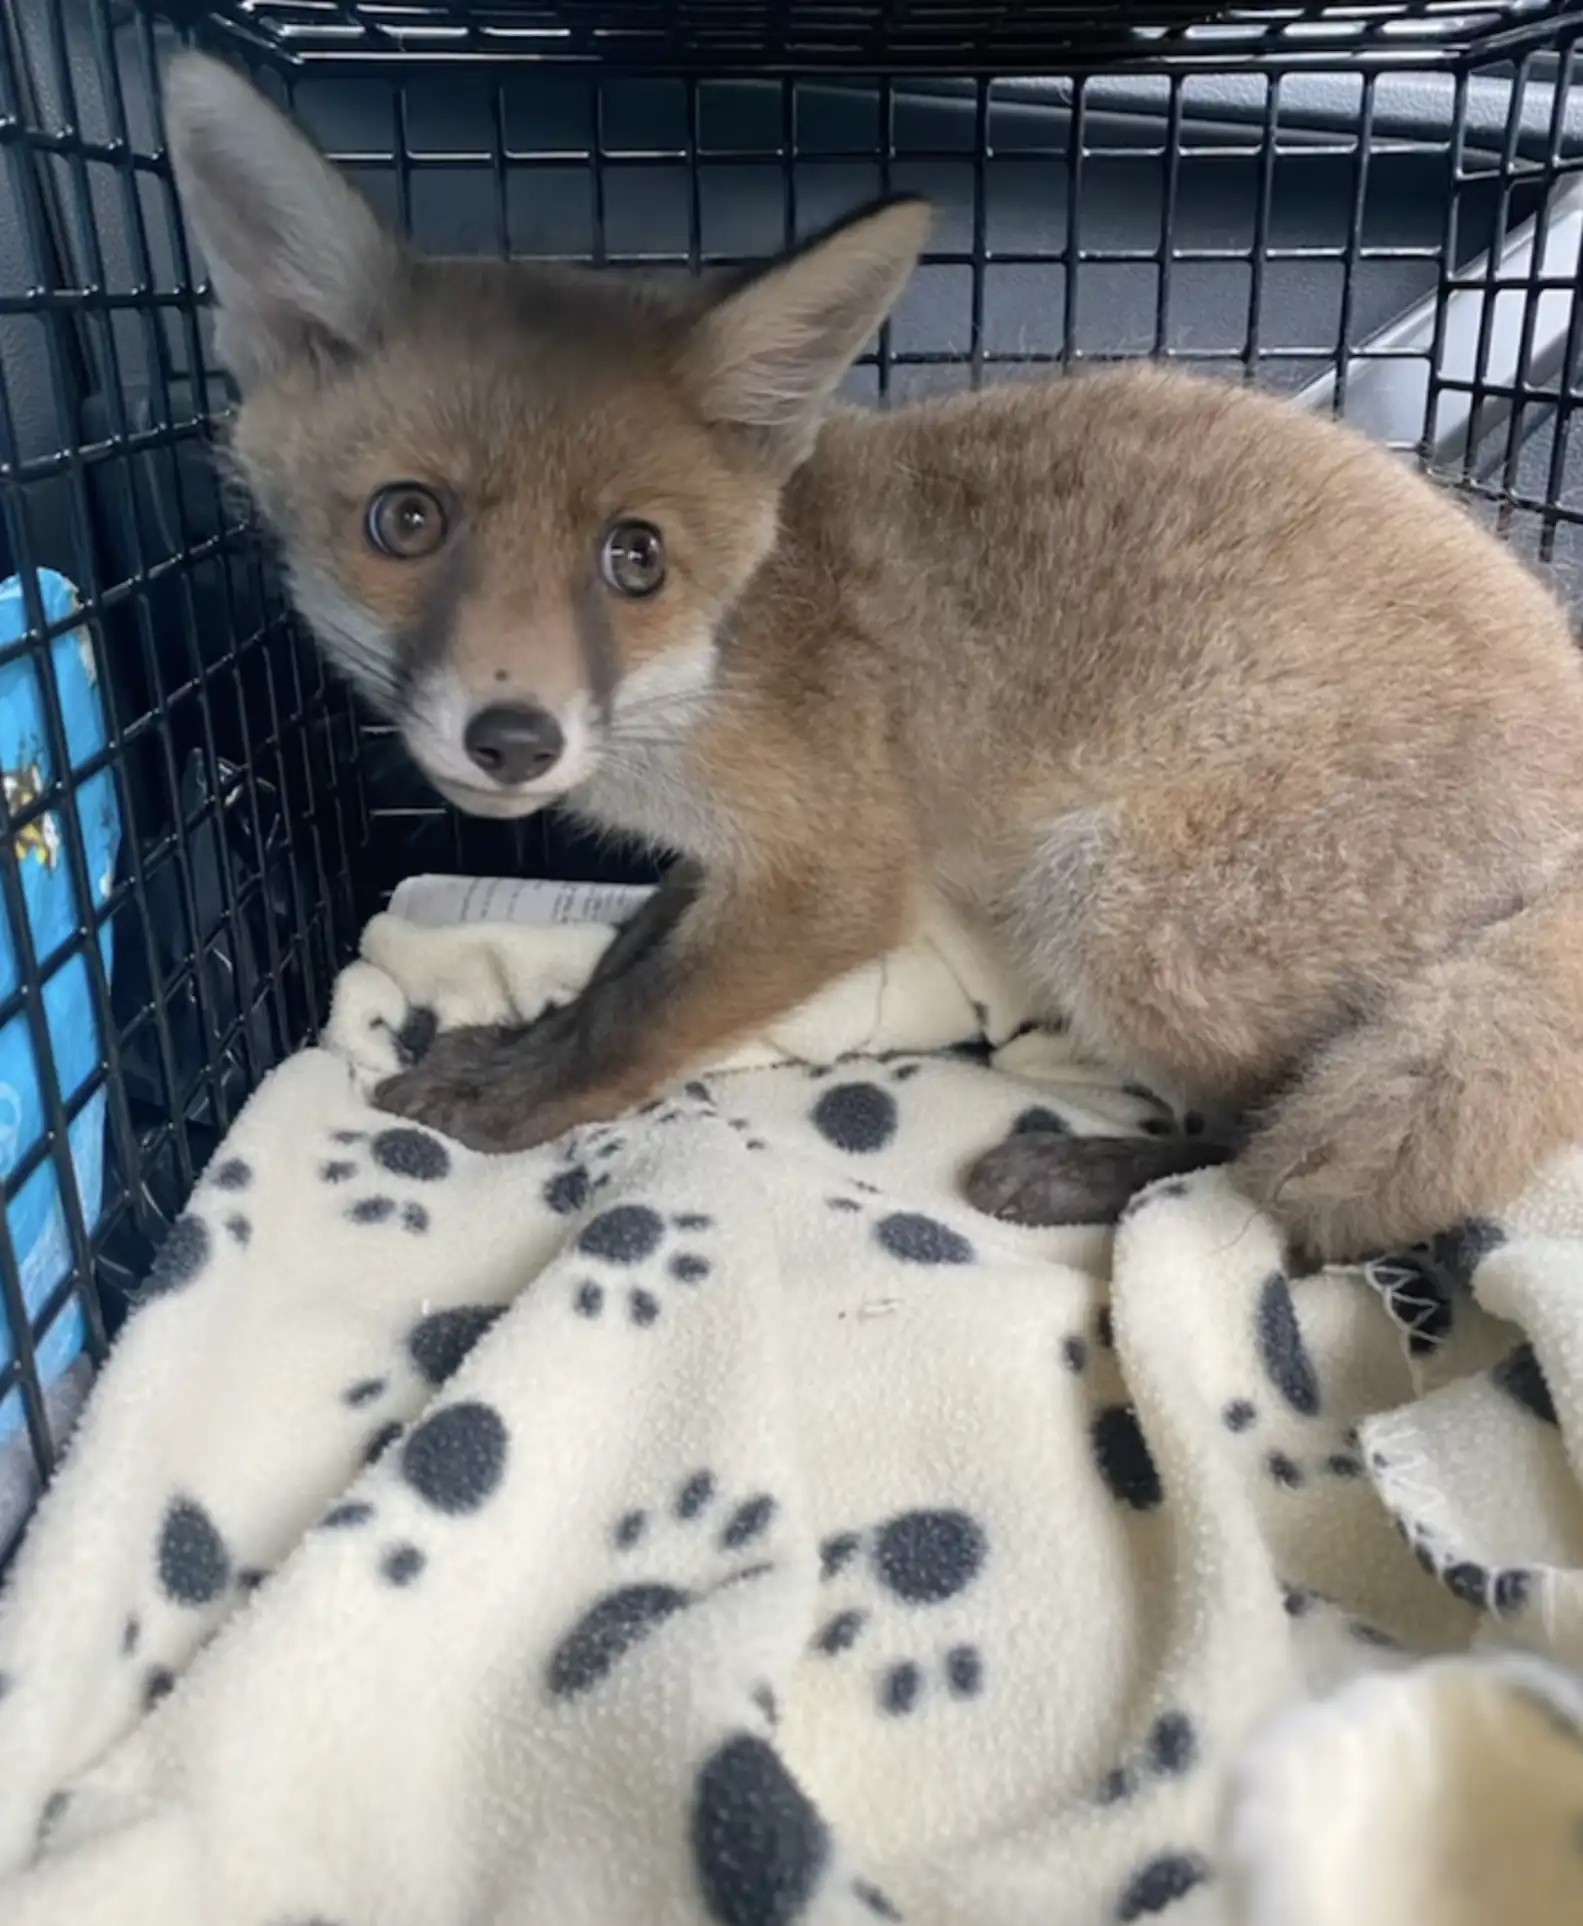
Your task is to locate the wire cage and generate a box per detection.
[0,0,1578,1552]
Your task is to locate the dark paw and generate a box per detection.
[964,1132,1229,1227]
[375,1023,553,1153]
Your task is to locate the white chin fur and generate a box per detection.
[426,776,558,820]
[423,749,597,818]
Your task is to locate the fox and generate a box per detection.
[166,52,1583,1263]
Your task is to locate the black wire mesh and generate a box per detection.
[0,0,1578,1550]
[178,1,1582,74]
[0,0,368,1543]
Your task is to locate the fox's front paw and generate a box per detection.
[374,1022,574,1154]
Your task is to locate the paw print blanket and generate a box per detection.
[1,880,1582,1926]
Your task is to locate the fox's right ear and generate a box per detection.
[164,54,403,389]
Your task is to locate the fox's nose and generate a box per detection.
[463,703,565,786]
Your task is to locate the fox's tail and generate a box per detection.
[1237,873,1583,1261]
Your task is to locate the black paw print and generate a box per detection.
[318,1125,451,1234]
[690,1731,906,1924]
[204,1154,256,1250]
[1094,1709,1200,1806]
[544,1469,778,1700]
[636,1079,719,1129]
[316,1399,513,1593]
[810,1508,990,1718]
[818,1187,977,1269]
[567,1202,716,1327]
[540,1155,613,1217]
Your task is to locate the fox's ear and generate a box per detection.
[682,196,929,468]
[164,54,404,389]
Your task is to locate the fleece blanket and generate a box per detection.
[1,877,1582,1926]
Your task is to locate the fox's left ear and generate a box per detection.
[681,196,930,469]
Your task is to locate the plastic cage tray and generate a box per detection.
[0,0,1578,1551]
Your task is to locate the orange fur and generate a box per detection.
[169,54,1583,1257]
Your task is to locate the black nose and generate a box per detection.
[463,703,565,786]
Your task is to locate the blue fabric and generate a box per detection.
[0,571,120,1447]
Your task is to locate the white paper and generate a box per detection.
[386,874,652,930]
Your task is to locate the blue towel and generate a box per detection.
[0,570,121,1448]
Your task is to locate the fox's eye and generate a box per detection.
[366,483,448,560]
[600,520,666,598]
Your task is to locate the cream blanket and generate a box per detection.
[0,880,1580,1926]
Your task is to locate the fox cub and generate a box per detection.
[168,54,1583,1261]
